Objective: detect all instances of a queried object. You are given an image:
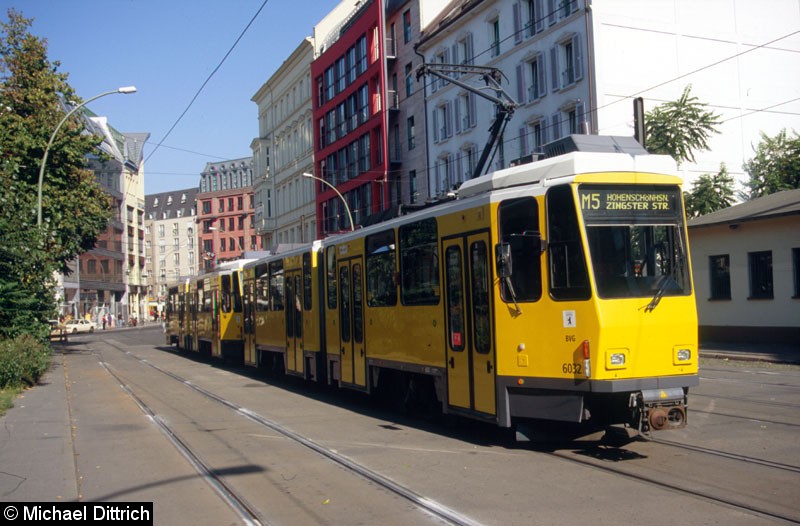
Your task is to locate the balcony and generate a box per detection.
[385,36,396,60]
[387,90,399,113]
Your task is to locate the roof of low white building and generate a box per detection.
[688,189,800,229]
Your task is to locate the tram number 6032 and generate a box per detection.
[562,363,583,375]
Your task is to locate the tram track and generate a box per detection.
[646,437,800,473]
[101,341,480,526]
[547,444,800,524]
[98,359,265,526]
[92,332,799,524]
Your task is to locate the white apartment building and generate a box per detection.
[144,188,198,317]
[417,0,800,198]
[252,38,317,249]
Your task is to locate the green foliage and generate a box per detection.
[645,85,721,165]
[0,333,51,388]
[0,9,111,339]
[743,129,800,199]
[684,163,736,218]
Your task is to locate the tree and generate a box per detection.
[0,9,111,337]
[683,163,736,218]
[645,85,721,165]
[743,129,800,199]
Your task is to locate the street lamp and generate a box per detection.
[302,172,354,232]
[37,86,137,226]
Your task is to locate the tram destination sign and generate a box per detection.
[579,185,681,221]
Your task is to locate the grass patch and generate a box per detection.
[0,385,22,417]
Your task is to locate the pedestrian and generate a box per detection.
[102,315,107,330]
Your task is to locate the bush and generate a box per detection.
[0,334,52,388]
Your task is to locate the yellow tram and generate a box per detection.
[169,140,699,437]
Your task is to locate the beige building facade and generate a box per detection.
[689,190,800,344]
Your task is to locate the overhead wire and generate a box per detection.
[144,0,272,165]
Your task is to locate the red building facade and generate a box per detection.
[196,158,260,272]
[311,0,390,237]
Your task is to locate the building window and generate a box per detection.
[489,18,500,57]
[403,9,412,43]
[525,53,546,102]
[550,35,583,91]
[404,63,413,97]
[567,101,585,134]
[528,119,546,150]
[409,170,417,204]
[457,33,474,66]
[433,102,453,143]
[456,92,475,133]
[357,34,368,75]
[793,248,800,298]
[407,116,415,150]
[748,250,773,299]
[709,255,731,300]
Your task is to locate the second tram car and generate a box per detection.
[167,140,699,438]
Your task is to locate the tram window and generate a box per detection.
[547,185,591,300]
[353,263,363,343]
[445,246,465,352]
[340,266,351,342]
[326,246,337,310]
[269,261,284,311]
[498,197,542,302]
[255,264,270,312]
[303,253,313,310]
[366,229,397,307]
[470,241,491,354]
[233,271,243,312]
[220,275,232,313]
[399,218,440,305]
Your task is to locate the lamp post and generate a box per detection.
[37,86,137,226]
[302,172,354,232]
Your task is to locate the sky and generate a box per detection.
[2,0,342,194]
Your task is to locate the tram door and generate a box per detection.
[443,233,496,416]
[284,270,304,376]
[338,257,366,387]
[243,280,256,366]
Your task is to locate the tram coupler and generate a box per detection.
[631,388,687,433]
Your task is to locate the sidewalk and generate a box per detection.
[0,344,239,523]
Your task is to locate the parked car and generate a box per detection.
[65,319,96,334]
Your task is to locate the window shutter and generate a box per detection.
[516,63,526,104]
[551,112,561,141]
[576,101,586,133]
[534,0,545,33]
[451,44,459,77]
[433,110,439,143]
[547,0,557,26]
[455,97,462,134]
[469,93,477,128]
[513,3,523,44]
[519,127,529,157]
[446,101,453,138]
[550,46,560,91]
[538,52,547,98]
[572,34,583,81]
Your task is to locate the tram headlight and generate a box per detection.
[676,349,691,362]
[605,349,628,370]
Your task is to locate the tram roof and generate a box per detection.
[458,145,678,199]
